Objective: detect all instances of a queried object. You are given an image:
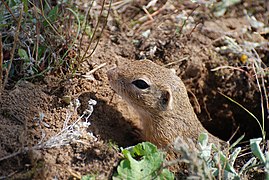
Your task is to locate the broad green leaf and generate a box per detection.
[250,138,266,163]
[18,48,29,60]
[198,133,208,147]
[198,133,212,161]
[113,142,174,180]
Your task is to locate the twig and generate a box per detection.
[142,6,154,21]
[80,0,112,61]
[0,33,3,94]
[136,3,167,32]
[0,151,21,162]
[252,48,269,122]
[211,65,245,73]
[252,56,267,142]
[178,5,200,36]
[188,20,202,37]
[0,0,18,22]
[85,0,113,59]
[164,56,189,67]
[138,2,167,23]
[67,168,81,179]
[202,97,212,121]
[33,6,40,66]
[82,63,106,78]
[188,89,201,113]
[0,147,32,162]
[0,171,18,180]
[227,126,240,143]
[3,5,23,87]
[78,0,95,58]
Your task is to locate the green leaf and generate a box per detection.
[229,147,241,166]
[22,0,28,13]
[214,151,237,175]
[229,134,244,150]
[129,142,159,157]
[37,45,46,60]
[157,169,175,180]
[113,142,174,180]
[250,138,266,163]
[213,0,241,17]
[239,157,256,175]
[198,133,208,147]
[198,133,212,161]
[81,175,96,180]
[48,5,58,21]
[18,48,29,61]
[43,5,59,26]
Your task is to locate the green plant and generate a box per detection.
[0,0,111,85]
[113,142,174,180]
[81,174,97,180]
[173,133,269,179]
[0,0,66,82]
[212,0,241,17]
[108,140,120,151]
[111,133,268,179]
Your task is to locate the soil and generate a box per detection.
[0,0,268,179]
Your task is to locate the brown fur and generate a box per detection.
[107,60,223,148]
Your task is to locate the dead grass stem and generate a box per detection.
[3,5,23,88]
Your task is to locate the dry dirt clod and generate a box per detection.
[107,60,224,148]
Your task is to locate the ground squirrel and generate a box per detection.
[107,60,222,147]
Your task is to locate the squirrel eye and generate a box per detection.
[132,79,150,89]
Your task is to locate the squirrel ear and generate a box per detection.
[160,88,173,110]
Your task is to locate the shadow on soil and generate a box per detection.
[78,92,142,147]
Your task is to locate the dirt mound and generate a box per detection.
[0,81,50,177]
